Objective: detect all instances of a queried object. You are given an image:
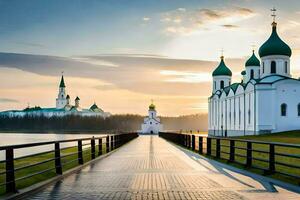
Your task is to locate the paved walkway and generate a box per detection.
[29,135,300,199]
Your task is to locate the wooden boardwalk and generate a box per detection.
[28,135,300,199]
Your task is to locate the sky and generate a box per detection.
[1,0,300,116]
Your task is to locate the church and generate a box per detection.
[208,13,300,136]
[1,75,111,118]
[140,102,163,134]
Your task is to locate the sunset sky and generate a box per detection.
[1,0,300,116]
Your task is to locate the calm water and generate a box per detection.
[0,132,107,161]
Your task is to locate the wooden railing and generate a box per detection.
[159,132,300,184]
[0,132,138,194]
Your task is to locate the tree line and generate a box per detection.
[0,114,208,132]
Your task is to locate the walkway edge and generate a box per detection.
[2,138,137,200]
[165,139,300,194]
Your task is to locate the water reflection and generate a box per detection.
[0,132,106,160]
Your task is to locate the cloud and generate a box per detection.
[0,98,19,103]
[161,6,256,35]
[222,24,239,29]
[143,17,150,21]
[14,42,47,49]
[72,56,119,67]
[0,52,245,97]
[160,70,211,83]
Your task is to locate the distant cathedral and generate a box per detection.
[208,11,300,136]
[140,102,163,134]
[1,75,110,117]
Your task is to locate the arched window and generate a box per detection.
[298,104,300,116]
[262,62,265,73]
[285,61,288,73]
[250,69,254,79]
[214,81,216,89]
[220,80,224,89]
[281,103,287,116]
[271,61,276,73]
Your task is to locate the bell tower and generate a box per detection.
[56,74,68,109]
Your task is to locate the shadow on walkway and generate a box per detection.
[170,141,299,194]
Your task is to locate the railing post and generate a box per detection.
[192,135,195,151]
[98,138,102,156]
[207,138,211,156]
[110,135,114,150]
[78,140,83,164]
[55,142,62,175]
[6,148,16,193]
[198,136,203,154]
[91,137,95,160]
[216,139,220,158]
[269,144,275,173]
[229,140,235,162]
[246,142,252,167]
[106,136,110,153]
[115,135,118,148]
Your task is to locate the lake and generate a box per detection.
[0,132,107,161]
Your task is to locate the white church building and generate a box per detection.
[140,102,163,134]
[1,75,111,118]
[208,15,300,136]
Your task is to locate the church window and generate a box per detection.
[150,122,152,125]
[250,69,254,79]
[298,104,300,116]
[262,62,265,73]
[248,110,251,124]
[220,80,224,89]
[151,113,153,118]
[239,110,241,125]
[281,103,287,116]
[248,93,251,124]
[238,97,241,126]
[214,81,216,90]
[285,61,288,73]
[271,61,276,73]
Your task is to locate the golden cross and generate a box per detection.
[271,7,277,22]
[151,99,154,104]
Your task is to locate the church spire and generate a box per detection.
[59,74,66,88]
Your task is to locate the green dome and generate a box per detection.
[212,56,232,76]
[149,103,156,110]
[90,103,98,110]
[259,22,291,57]
[241,70,246,75]
[245,51,260,67]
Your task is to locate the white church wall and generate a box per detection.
[261,55,290,78]
[255,85,275,133]
[213,76,231,93]
[273,80,300,132]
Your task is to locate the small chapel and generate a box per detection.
[140,102,163,134]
